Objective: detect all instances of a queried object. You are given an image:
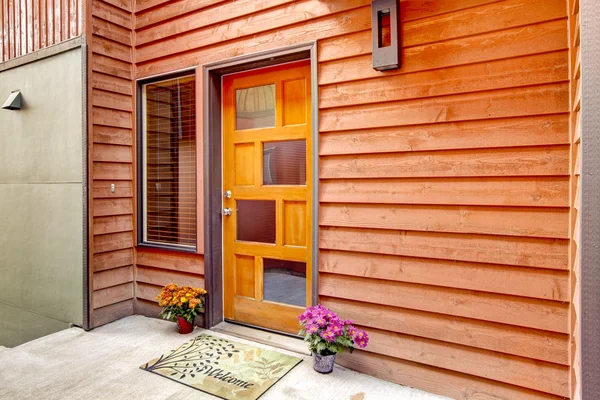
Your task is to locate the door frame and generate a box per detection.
[201,43,319,330]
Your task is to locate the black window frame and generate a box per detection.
[136,69,198,253]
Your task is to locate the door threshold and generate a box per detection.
[211,321,310,356]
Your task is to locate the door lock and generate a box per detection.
[224,190,232,199]
[222,208,232,216]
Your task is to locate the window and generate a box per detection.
[140,73,197,249]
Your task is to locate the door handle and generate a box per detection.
[222,208,232,216]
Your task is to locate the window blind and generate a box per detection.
[144,75,196,248]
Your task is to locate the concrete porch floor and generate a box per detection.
[0,315,448,400]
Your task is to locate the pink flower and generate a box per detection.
[352,329,369,348]
[320,330,336,343]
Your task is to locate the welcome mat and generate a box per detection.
[140,334,302,400]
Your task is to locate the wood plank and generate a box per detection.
[136,0,367,61]
[136,265,204,288]
[403,0,567,50]
[319,19,568,85]
[359,327,568,397]
[319,273,568,333]
[337,348,565,400]
[400,0,503,22]
[320,176,569,207]
[32,0,39,50]
[134,0,170,13]
[135,281,163,302]
[93,265,134,290]
[93,106,132,128]
[322,297,568,365]
[39,0,46,49]
[136,0,291,42]
[68,0,77,37]
[92,17,132,46]
[93,198,133,217]
[93,214,133,234]
[136,249,204,275]
[102,0,130,12]
[320,83,569,132]
[93,282,134,309]
[319,204,569,239]
[318,0,564,63]
[92,0,131,28]
[92,34,132,63]
[91,54,132,80]
[320,145,569,179]
[60,0,67,41]
[136,5,371,77]
[92,298,133,327]
[319,227,568,270]
[93,125,133,145]
[92,143,132,162]
[319,51,568,109]
[93,180,133,198]
[92,72,132,95]
[93,162,132,180]
[135,0,226,29]
[319,250,568,301]
[319,115,569,155]
[15,0,21,56]
[93,248,134,272]
[93,231,133,253]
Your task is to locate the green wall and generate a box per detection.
[0,47,84,347]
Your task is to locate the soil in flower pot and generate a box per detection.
[176,316,194,334]
[313,353,336,374]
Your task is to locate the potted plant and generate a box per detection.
[156,284,207,334]
[298,304,369,374]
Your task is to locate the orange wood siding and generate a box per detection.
[567,0,581,399]
[87,0,135,327]
[135,248,204,321]
[84,0,573,398]
[0,0,82,61]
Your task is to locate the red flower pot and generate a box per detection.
[176,316,194,334]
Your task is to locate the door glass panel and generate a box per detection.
[263,140,306,185]
[236,84,275,130]
[236,200,276,243]
[263,258,306,307]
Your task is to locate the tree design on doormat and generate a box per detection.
[141,335,240,379]
[140,334,302,400]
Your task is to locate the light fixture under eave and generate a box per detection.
[2,90,22,110]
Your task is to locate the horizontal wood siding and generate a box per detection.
[119,0,570,398]
[134,248,204,324]
[315,1,570,396]
[0,0,82,61]
[88,0,134,327]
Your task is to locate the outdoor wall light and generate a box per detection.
[372,0,401,71]
[2,90,22,110]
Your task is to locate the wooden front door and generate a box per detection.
[222,60,312,335]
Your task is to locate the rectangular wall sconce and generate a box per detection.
[372,0,401,71]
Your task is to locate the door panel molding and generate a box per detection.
[202,43,318,330]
